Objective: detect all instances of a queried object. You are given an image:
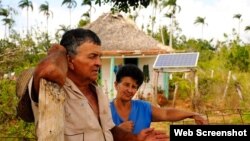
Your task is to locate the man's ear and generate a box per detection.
[67,55,74,70]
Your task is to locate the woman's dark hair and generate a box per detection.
[60,28,101,56]
[116,64,144,87]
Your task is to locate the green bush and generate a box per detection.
[0,79,35,139]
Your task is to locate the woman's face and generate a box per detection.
[115,76,139,101]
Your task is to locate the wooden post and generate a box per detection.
[37,79,65,141]
[223,71,231,98]
[232,75,243,100]
[153,71,159,106]
[191,70,200,111]
[235,84,243,100]
[194,71,199,97]
[172,82,178,107]
[163,72,169,99]
[109,57,115,99]
[211,70,214,78]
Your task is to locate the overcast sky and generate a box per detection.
[1,0,250,43]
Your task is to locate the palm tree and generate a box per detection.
[245,26,250,32]
[39,1,53,35]
[62,0,77,28]
[0,6,16,38]
[194,16,207,39]
[55,24,70,42]
[0,8,7,16]
[162,0,181,48]
[233,13,242,38]
[162,12,173,44]
[58,24,70,31]
[2,17,14,36]
[149,0,159,36]
[0,8,9,37]
[78,12,90,27]
[18,0,33,35]
[81,0,95,21]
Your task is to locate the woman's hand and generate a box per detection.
[118,120,134,132]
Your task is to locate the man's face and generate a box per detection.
[69,42,102,82]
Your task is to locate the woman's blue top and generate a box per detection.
[110,100,152,134]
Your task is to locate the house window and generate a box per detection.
[124,58,138,65]
[143,65,150,82]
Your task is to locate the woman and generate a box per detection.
[110,64,208,134]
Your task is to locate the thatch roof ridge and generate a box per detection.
[85,13,173,54]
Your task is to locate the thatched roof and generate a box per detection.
[84,13,173,56]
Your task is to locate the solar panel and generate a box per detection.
[153,52,199,71]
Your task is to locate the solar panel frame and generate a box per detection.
[153,52,199,72]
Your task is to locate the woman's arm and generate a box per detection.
[152,106,208,124]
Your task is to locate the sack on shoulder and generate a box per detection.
[16,68,35,122]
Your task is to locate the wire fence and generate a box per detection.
[204,108,250,125]
[170,108,250,125]
[1,109,250,140]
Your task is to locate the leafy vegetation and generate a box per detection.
[0,79,36,140]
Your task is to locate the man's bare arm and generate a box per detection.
[32,44,68,102]
[111,126,138,141]
[111,126,169,141]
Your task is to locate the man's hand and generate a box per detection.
[47,43,67,55]
[137,128,169,141]
[33,44,68,95]
[118,121,134,132]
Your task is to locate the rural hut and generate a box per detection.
[84,13,173,100]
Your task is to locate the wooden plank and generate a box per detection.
[223,71,231,98]
[37,79,65,141]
